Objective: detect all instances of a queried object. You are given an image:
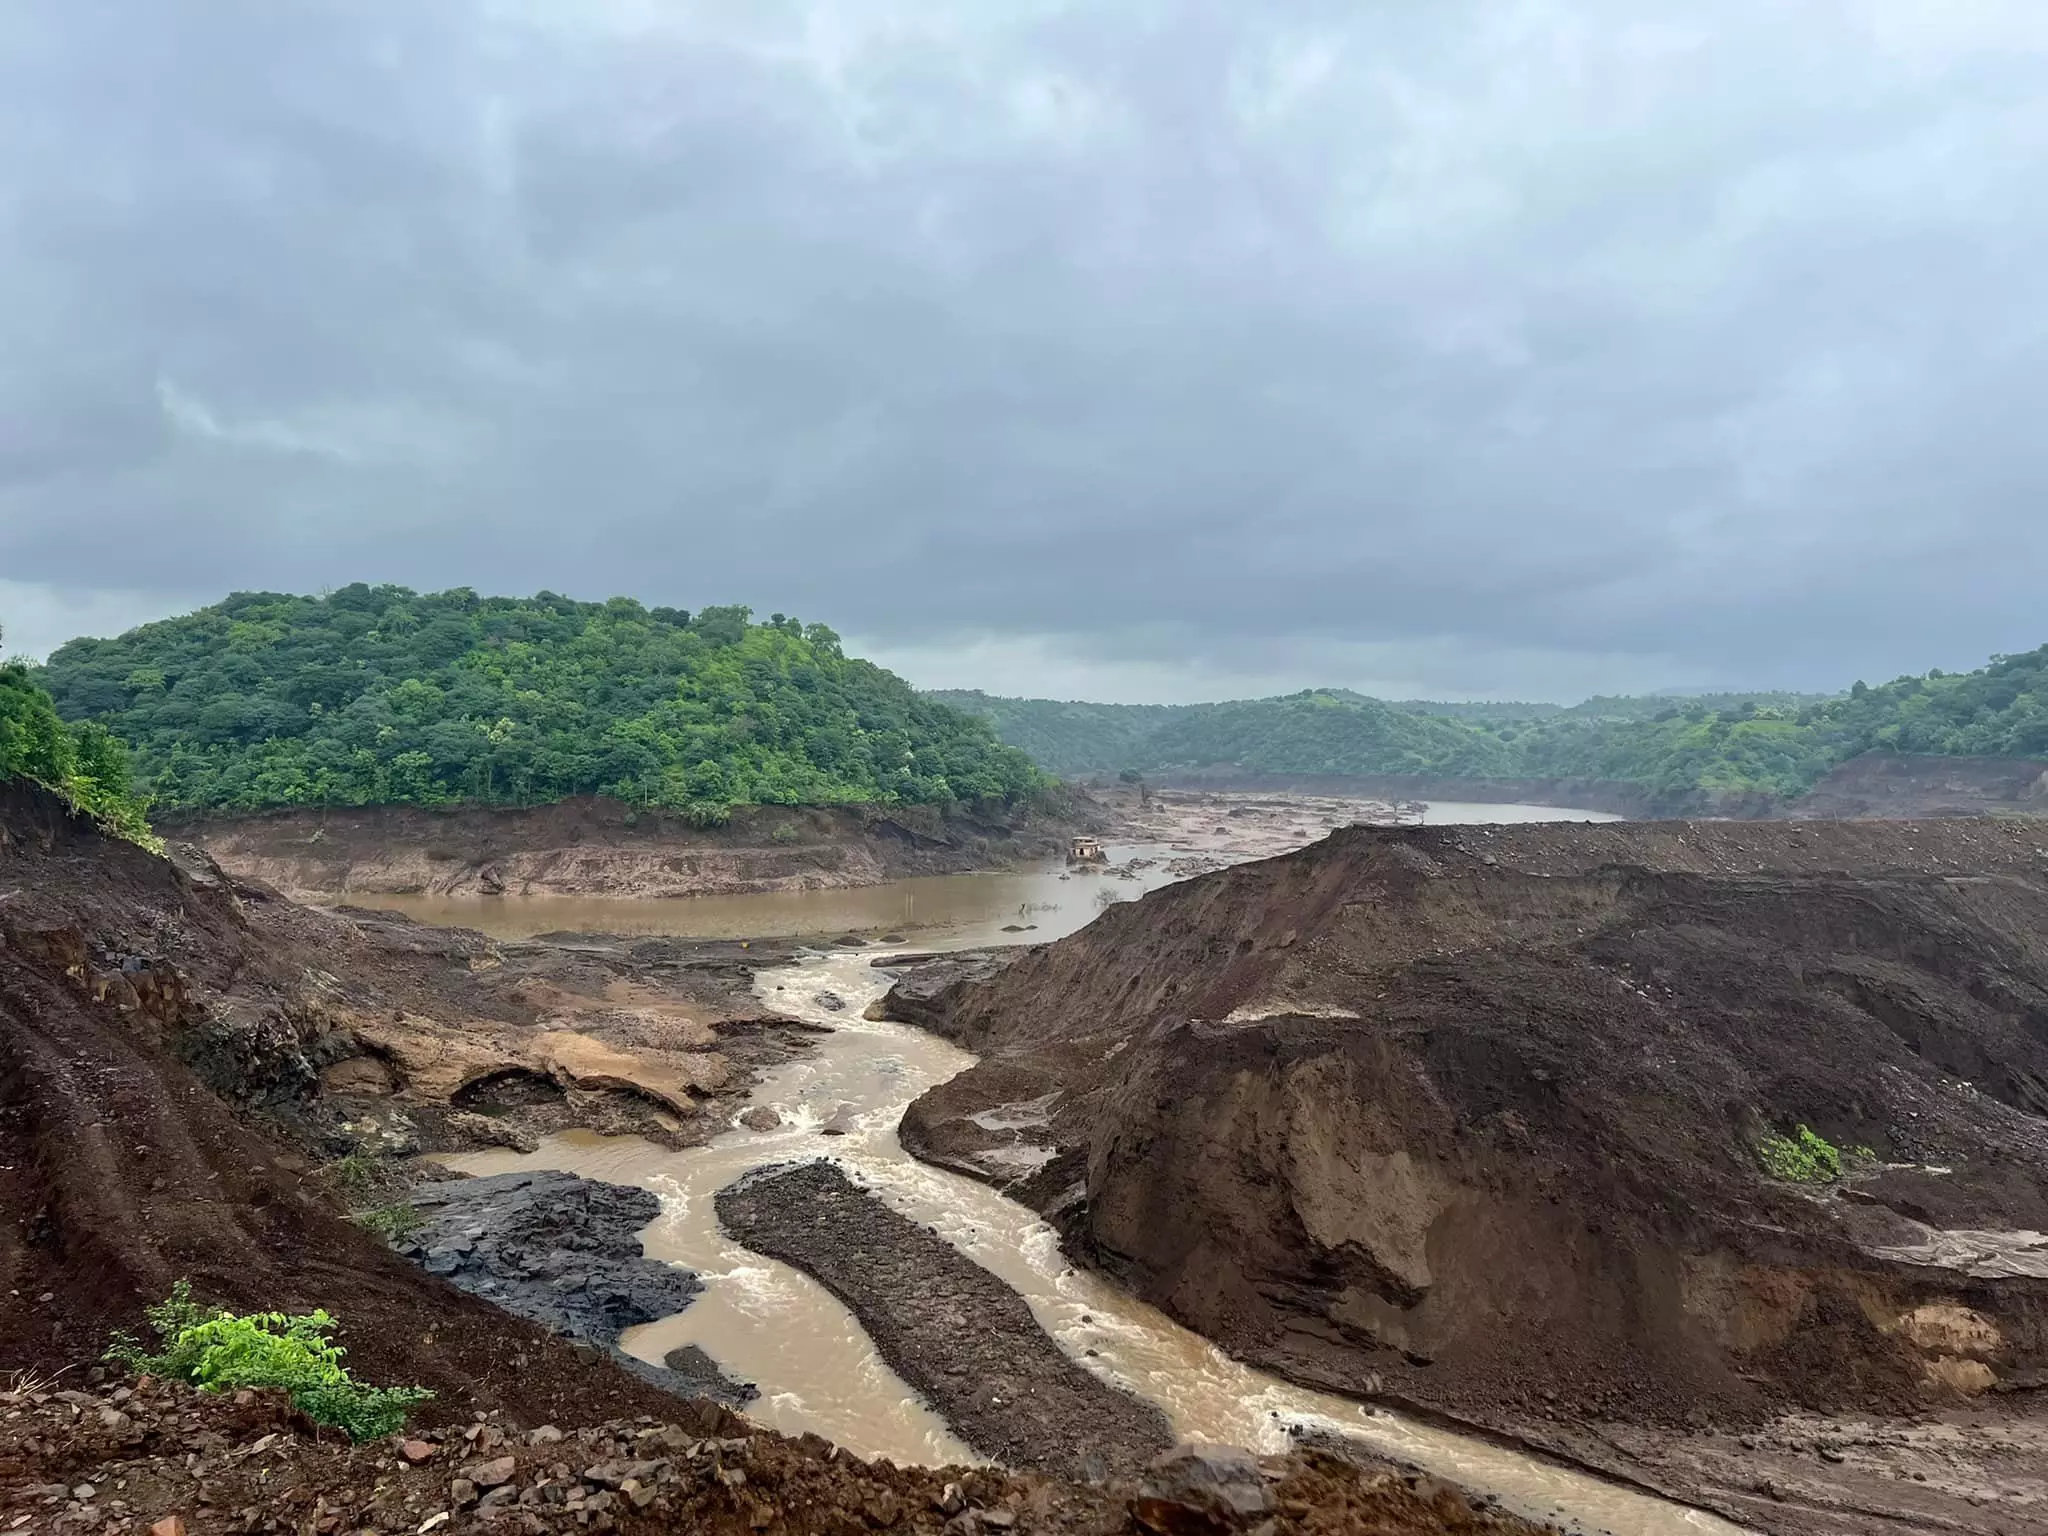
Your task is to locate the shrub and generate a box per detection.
[106,1281,431,1440]
[1757,1124,1842,1183]
[769,821,802,845]
[353,1202,425,1245]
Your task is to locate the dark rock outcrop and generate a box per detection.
[407,1171,755,1406]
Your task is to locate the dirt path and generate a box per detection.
[715,1160,1174,1480]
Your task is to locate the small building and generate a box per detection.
[1067,835,1106,864]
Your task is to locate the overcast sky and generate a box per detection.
[4,2,2047,703]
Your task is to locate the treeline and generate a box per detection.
[38,587,1046,820]
[937,645,2048,807]
[1,630,155,843]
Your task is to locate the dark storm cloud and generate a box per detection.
[4,0,2048,696]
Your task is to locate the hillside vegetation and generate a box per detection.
[938,646,2048,808]
[0,627,154,843]
[39,587,1045,819]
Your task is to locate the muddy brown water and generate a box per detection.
[360,802,1621,944]
[413,803,1739,1535]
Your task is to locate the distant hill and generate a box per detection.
[38,587,1045,819]
[926,688,1515,781]
[936,652,2048,811]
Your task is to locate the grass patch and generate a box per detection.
[106,1281,431,1440]
[1758,1124,1843,1183]
[322,1150,379,1197]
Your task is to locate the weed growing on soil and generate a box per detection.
[106,1281,431,1440]
[324,1150,378,1196]
[352,1201,425,1244]
[1758,1124,1843,1183]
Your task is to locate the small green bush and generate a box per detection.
[107,1281,431,1440]
[353,1202,425,1245]
[769,821,802,845]
[1758,1124,1842,1183]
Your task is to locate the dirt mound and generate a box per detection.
[889,818,2048,1442]
[162,794,1096,903]
[716,1161,1173,1479]
[1,1375,1550,1536]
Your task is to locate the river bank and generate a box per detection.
[157,792,1101,903]
[432,948,1745,1536]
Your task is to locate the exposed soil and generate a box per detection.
[887,816,2048,1529]
[0,1377,1551,1536]
[163,794,1099,903]
[405,1170,757,1407]
[1120,750,2048,823]
[715,1161,1174,1481]
[1122,773,1661,818]
[0,779,746,1429]
[1791,752,2048,820]
[0,777,1571,1535]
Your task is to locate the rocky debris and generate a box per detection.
[1133,1443,1277,1533]
[404,1170,756,1406]
[716,1161,1173,1479]
[737,1106,781,1132]
[0,1375,1550,1536]
[871,948,1026,1035]
[445,1109,542,1153]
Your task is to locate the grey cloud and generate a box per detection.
[3,0,2047,695]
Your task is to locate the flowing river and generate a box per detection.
[420,803,1744,1535]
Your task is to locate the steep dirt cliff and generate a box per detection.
[891,819,2048,1440]
[163,794,1096,902]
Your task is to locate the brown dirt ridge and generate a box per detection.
[887,817,2048,1516]
[716,1160,1174,1480]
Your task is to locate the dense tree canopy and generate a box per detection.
[38,587,1046,818]
[1,627,154,842]
[941,646,2048,807]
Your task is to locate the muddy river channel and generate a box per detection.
[418,803,1738,1535]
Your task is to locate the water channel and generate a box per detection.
[404,803,1742,1535]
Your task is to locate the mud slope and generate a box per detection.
[0,780,728,1427]
[164,793,1096,902]
[893,817,2048,1433]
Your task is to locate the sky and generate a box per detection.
[4,1,2048,704]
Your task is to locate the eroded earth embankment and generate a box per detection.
[890,818,2048,1520]
[161,793,1095,902]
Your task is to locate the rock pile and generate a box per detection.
[0,1376,1550,1535]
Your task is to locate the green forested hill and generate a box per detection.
[939,647,2048,807]
[38,587,1045,818]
